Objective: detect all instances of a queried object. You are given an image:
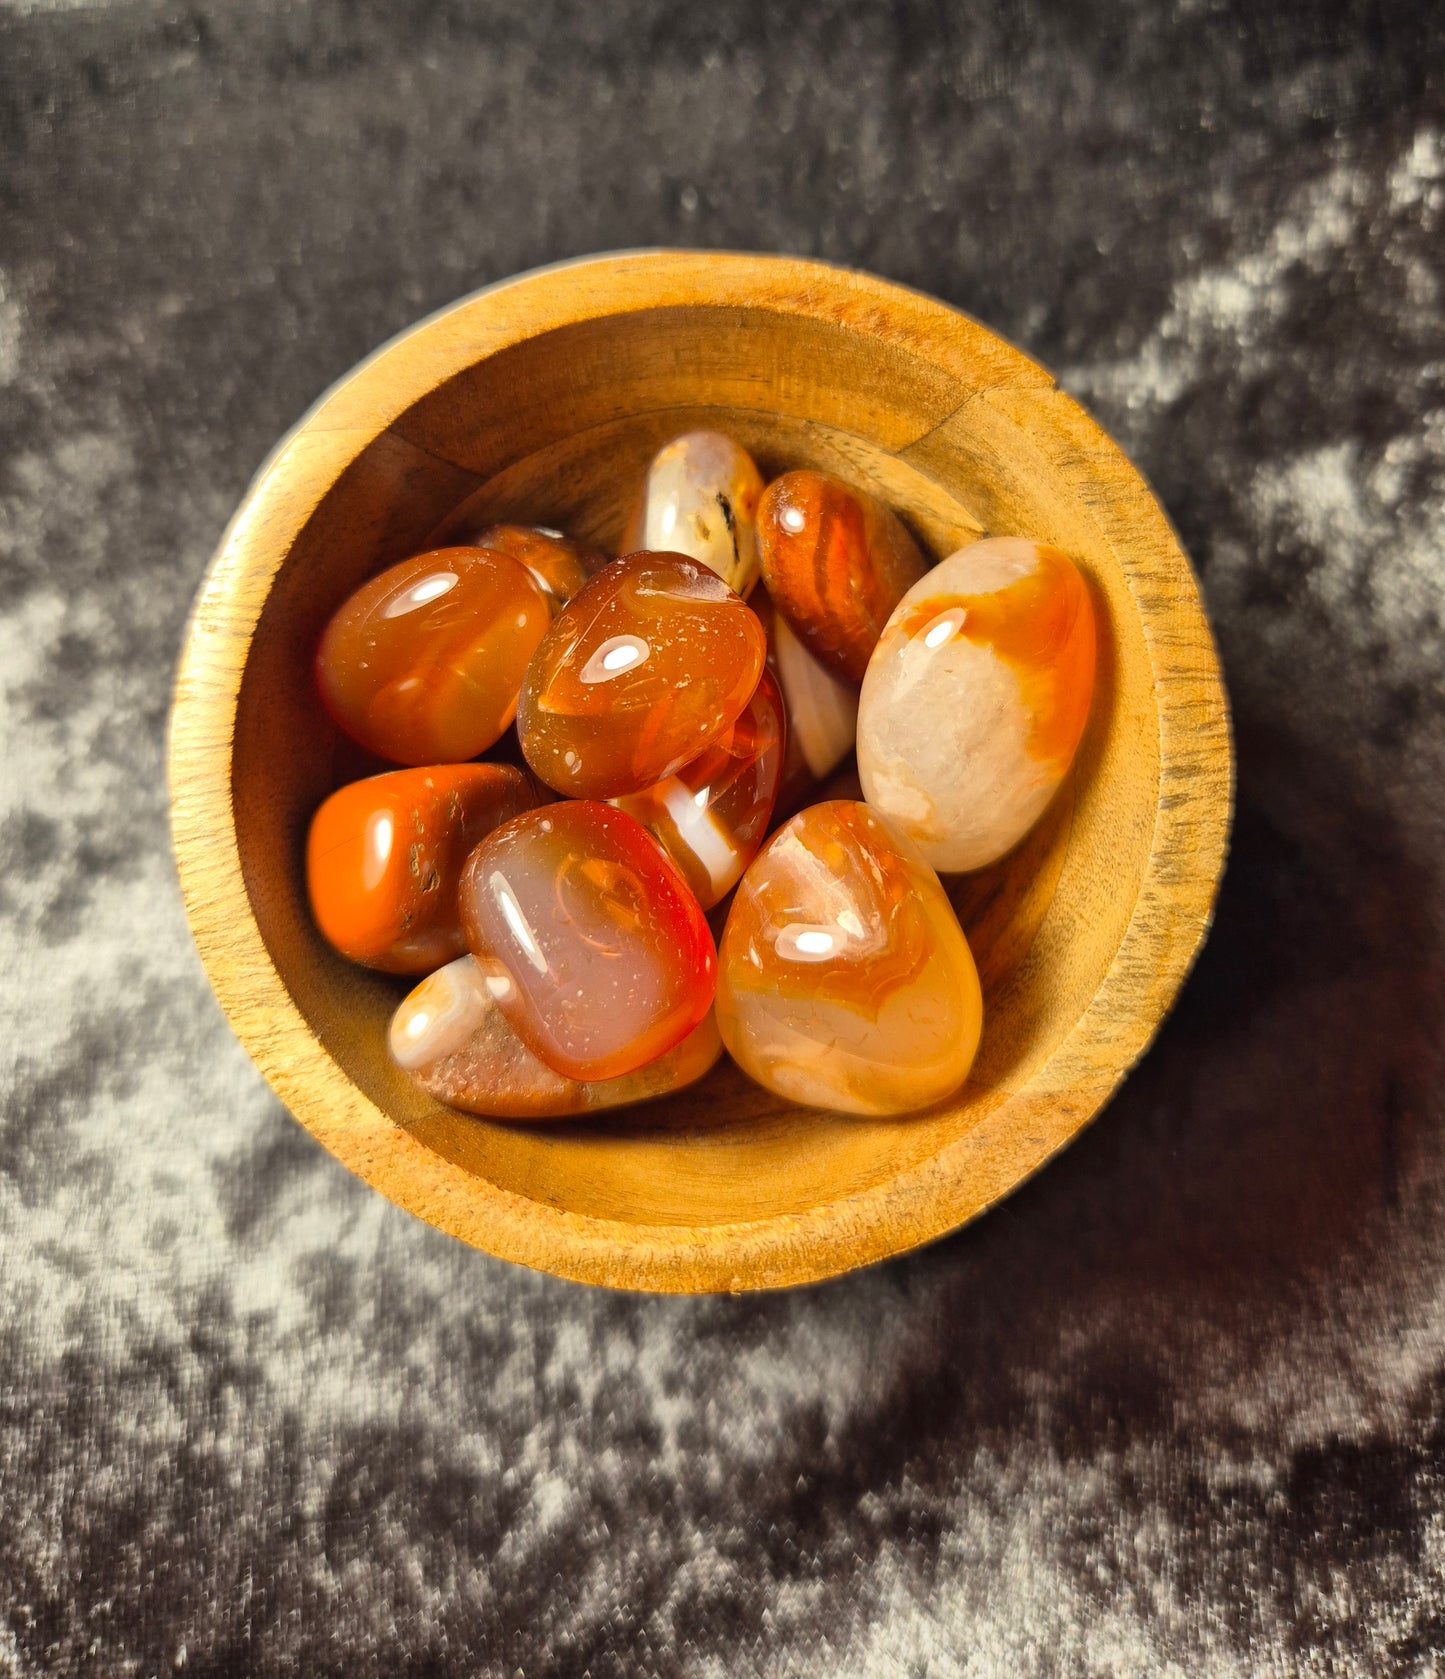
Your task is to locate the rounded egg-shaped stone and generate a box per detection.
[715,800,982,1115]
[516,550,768,799]
[757,470,929,683]
[306,764,536,973]
[857,537,1097,873]
[638,430,765,596]
[459,800,717,1082]
[316,545,551,764]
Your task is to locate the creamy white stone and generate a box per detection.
[857,538,1093,873]
[640,430,764,595]
[771,605,859,779]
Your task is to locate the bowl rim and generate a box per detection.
[168,249,1234,1293]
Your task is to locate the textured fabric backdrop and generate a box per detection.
[2,2,1443,1674]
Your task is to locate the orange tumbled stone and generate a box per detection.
[612,669,786,909]
[858,537,1097,872]
[462,523,604,612]
[460,801,717,1082]
[389,956,723,1118]
[306,764,536,973]
[757,470,929,683]
[716,801,982,1114]
[516,550,768,799]
[315,546,551,764]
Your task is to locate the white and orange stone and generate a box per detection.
[637,431,765,596]
[390,955,722,1118]
[715,801,982,1115]
[857,537,1096,873]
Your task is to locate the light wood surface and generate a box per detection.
[168,251,1233,1293]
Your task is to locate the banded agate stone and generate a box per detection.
[612,669,786,908]
[757,470,928,683]
[858,537,1096,873]
[316,546,550,764]
[463,523,603,612]
[517,551,767,799]
[716,801,982,1115]
[460,801,717,1081]
[389,956,723,1118]
[638,431,765,596]
[306,764,535,973]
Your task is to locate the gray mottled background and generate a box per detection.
[2,1,1444,1673]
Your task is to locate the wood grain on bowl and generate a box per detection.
[167,251,1232,1293]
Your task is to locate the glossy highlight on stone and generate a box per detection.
[716,801,982,1115]
[463,523,604,612]
[757,470,929,683]
[517,550,768,799]
[858,537,1097,872]
[612,668,786,909]
[389,955,723,1118]
[316,545,551,764]
[306,764,536,973]
[459,800,717,1081]
[638,431,765,596]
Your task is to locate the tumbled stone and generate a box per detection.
[756,588,858,791]
[316,546,551,764]
[612,669,785,908]
[517,550,767,799]
[460,800,717,1081]
[463,523,604,612]
[858,537,1096,872]
[757,470,929,682]
[389,955,723,1118]
[715,801,982,1115]
[306,764,535,973]
[637,430,765,596]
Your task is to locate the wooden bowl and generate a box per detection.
[169,251,1232,1293]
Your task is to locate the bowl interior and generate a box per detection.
[229,295,1161,1235]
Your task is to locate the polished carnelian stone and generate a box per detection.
[858,537,1096,872]
[516,551,768,799]
[389,956,723,1118]
[612,669,786,909]
[315,546,551,764]
[459,800,717,1081]
[307,764,536,973]
[757,471,929,683]
[715,801,982,1114]
[462,523,605,612]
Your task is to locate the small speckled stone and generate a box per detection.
[637,430,765,595]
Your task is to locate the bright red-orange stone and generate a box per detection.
[612,669,786,908]
[459,801,717,1081]
[462,523,605,612]
[315,546,551,764]
[516,551,768,799]
[757,470,929,683]
[307,764,536,973]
